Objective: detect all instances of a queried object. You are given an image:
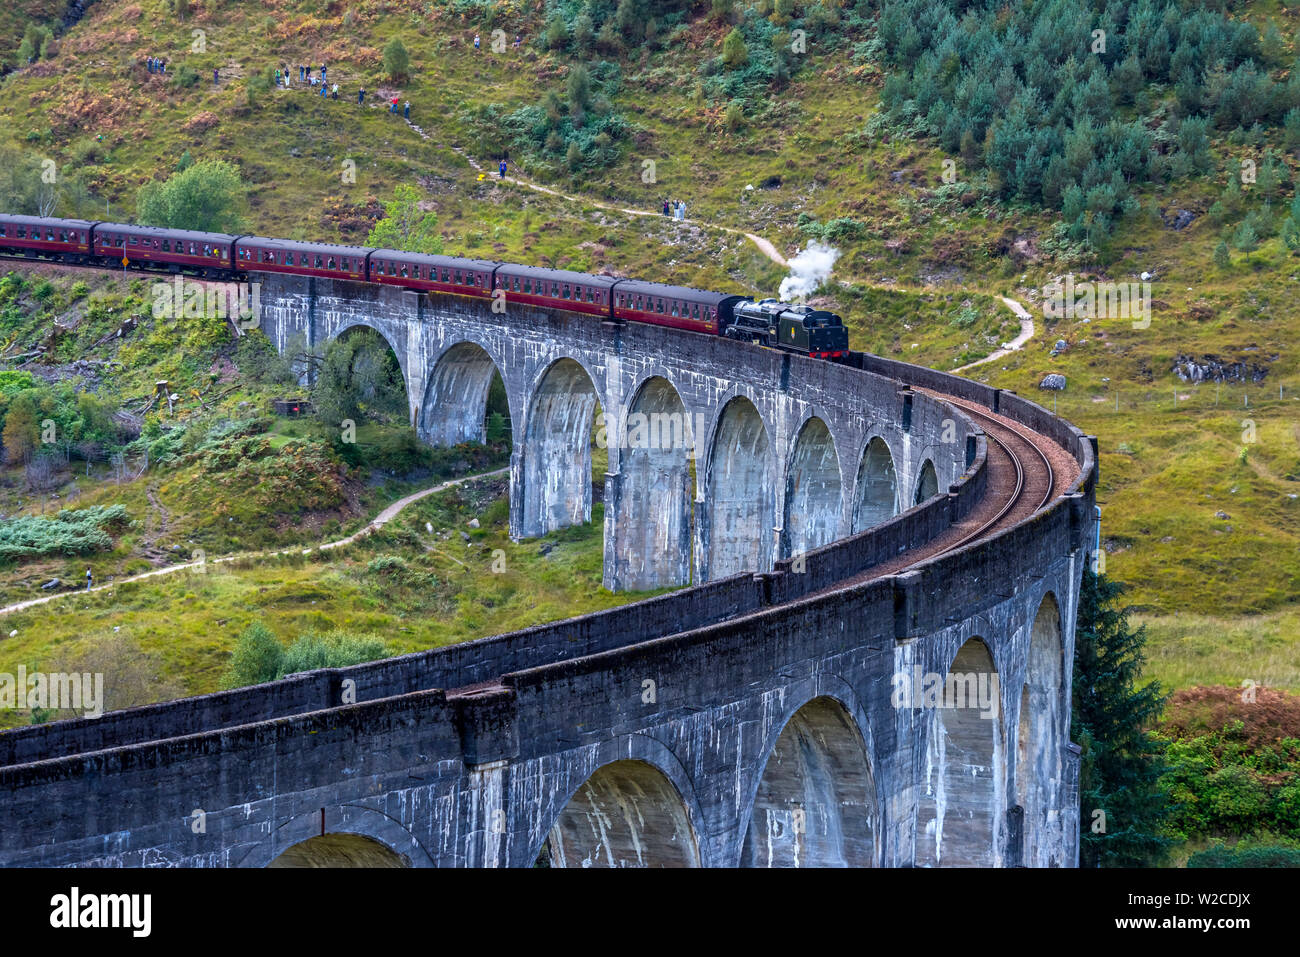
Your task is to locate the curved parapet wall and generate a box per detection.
[0,284,1096,869]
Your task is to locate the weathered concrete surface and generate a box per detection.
[255,275,970,591]
[0,279,1096,869]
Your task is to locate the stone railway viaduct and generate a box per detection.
[0,275,1097,868]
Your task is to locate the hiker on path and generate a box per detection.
[499,159,507,179]
[404,101,410,119]
[662,199,670,216]
[391,95,399,113]
[214,68,219,86]
[332,83,339,99]
[320,80,327,97]
[358,87,365,104]
[85,567,92,591]
[474,34,480,50]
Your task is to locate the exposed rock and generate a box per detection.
[1039,373,1067,391]
[1162,208,1196,230]
[468,518,480,529]
[1215,511,1230,520]
[1173,354,1271,384]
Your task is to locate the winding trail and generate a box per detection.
[951,296,1036,373]
[0,467,509,618]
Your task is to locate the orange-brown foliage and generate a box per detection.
[1161,684,1300,748]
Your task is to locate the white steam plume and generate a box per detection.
[778,241,840,301]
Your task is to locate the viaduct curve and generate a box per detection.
[0,274,1097,868]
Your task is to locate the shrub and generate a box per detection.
[279,631,387,675]
[222,622,284,688]
[0,506,129,563]
[1188,842,1300,867]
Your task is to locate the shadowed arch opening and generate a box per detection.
[852,436,898,532]
[741,697,877,867]
[783,417,842,559]
[520,358,599,537]
[704,396,773,581]
[317,324,409,427]
[1017,593,1065,867]
[612,376,693,590]
[268,832,411,868]
[420,342,508,447]
[917,638,1003,867]
[546,759,700,868]
[913,458,939,506]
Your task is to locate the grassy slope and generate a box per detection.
[0,0,1295,696]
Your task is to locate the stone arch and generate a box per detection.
[913,458,939,506]
[740,696,878,867]
[782,416,842,559]
[329,322,411,427]
[545,759,701,868]
[268,832,411,868]
[237,805,433,868]
[702,395,774,581]
[917,637,1004,867]
[1017,592,1065,867]
[611,375,694,590]
[852,436,899,532]
[519,357,601,538]
[419,341,509,446]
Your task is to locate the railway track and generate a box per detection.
[822,389,1069,593]
[935,394,1058,549]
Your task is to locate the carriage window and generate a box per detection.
[454,270,463,284]
[399,263,407,277]
[657,299,665,314]
[692,303,700,319]
[47,229,55,240]
[58,231,66,241]
[671,301,680,317]
[562,284,570,300]
[161,240,170,252]
[315,255,324,268]
[129,236,138,245]
[203,244,210,255]
[15,226,25,238]
[328,258,336,269]
[0,225,6,237]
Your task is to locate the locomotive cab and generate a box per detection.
[777,304,847,358]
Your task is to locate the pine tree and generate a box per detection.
[1213,239,1231,268]
[1071,568,1172,867]
[1282,195,1300,252]
[722,28,749,70]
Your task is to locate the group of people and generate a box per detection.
[144,56,167,74]
[662,198,687,221]
[472,34,523,50]
[172,53,414,118]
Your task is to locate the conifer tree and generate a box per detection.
[1071,568,1172,867]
